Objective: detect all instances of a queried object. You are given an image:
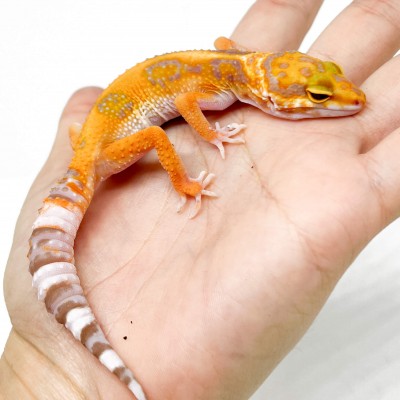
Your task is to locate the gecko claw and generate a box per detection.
[216,122,246,137]
[211,122,246,158]
[212,140,226,159]
[201,189,218,197]
[177,171,217,218]
[201,172,215,188]
[189,194,203,219]
[177,195,187,213]
[190,190,217,219]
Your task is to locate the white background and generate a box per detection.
[1,1,400,399]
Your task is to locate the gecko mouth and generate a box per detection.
[300,107,361,114]
[271,106,363,120]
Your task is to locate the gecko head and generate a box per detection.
[249,51,366,120]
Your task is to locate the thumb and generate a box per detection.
[5,87,102,320]
[37,87,103,194]
[3,87,137,400]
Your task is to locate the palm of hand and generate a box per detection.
[72,102,390,398]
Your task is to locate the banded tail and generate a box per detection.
[28,168,147,400]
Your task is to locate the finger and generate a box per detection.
[57,87,102,149]
[354,55,400,151]
[232,0,323,52]
[309,0,400,84]
[362,125,400,227]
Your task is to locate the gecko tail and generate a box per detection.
[28,169,147,400]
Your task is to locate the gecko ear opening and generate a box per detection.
[306,88,332,103]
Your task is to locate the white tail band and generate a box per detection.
[33,216,78,237]
[32,262,77,288]
[37,273,80,300]
[39,204,83,228]
[65,306,96,341]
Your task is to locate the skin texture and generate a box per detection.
[2,0,400,399]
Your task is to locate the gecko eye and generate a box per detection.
[306,89,332,103]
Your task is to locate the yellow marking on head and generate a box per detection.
[240,51,365,119]
[323,61,344,75]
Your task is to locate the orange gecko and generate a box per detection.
[28,37,366,399]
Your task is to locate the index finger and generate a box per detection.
[232,0,323,52]
[309,0,400,83]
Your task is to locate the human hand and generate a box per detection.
[3,1,400,399]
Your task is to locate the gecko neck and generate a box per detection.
[225,52,276,115]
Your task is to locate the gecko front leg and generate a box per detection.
[214,36,252,52]
[174,91,246,159]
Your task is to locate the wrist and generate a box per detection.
[1,329,86,399]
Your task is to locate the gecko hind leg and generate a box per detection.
[99,126,217,217]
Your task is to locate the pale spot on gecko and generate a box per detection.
[300,67,312,77]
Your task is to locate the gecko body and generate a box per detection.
[28,38,365,399]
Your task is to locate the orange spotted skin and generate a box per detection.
[69,50,250,186]
[67,46,365,197]
[28,38,366,399]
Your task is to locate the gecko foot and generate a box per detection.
[176,171,217,218]
[210,122,246,159]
